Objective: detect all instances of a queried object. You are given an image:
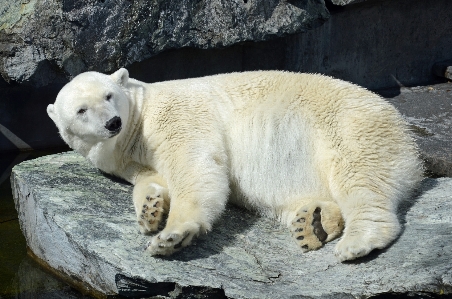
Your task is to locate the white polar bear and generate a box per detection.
[47,69,423,261]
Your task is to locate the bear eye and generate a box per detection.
[77,108,87,115]
[106,93,112,101]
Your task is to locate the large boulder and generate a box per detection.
[0,0,329,87]
[11,152,452,298]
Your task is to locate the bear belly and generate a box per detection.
[226,108,327,213]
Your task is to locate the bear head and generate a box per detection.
[47,68,130,152]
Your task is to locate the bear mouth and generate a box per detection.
[108,128,121,138]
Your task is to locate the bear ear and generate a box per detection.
[111,68,129,86]
[47,104,58,124]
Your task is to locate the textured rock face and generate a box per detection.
[11,152,452,298]
[1,0,451,153]
[0,0,329,86]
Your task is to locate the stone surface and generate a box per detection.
[0,0,329,86]
[383,83,452,177]
[11,152,452,298]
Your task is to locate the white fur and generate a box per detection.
[47,69,423,261]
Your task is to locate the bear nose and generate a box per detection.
[105,116,122,133]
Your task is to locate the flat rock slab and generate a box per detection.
[11,152,452,298]
[384,83,452,177]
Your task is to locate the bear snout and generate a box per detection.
[105,116,122,136]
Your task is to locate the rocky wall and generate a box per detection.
[0,0,451,153]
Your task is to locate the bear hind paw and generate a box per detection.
[290,201,344,252]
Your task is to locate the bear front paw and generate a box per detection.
[138,195,164,234]
[133,182,169,235]
[146,222,200,256]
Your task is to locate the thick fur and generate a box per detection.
[47,69,423,261]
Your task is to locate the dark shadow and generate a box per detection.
[0,83,68,152]
[374,76,446,99]
[99,170,132,186]
[374,87,402,98]
[324,0,346,13]
[126,38,288,85]
[369,292,447,299]
[115,274,227,299]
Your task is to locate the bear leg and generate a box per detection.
[290,201,344,252]
[146,191,225,256]
[334,202,401,262]
[133,178,170,235]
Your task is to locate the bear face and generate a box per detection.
[47,69,130,150]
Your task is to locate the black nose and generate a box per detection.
[105,116,122,133]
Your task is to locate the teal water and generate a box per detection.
[0,151,93,299]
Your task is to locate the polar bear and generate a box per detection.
[47,69,422,261]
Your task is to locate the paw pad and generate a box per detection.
[290,206,326,252]
[136,191,166,234]
[290,202,344,253]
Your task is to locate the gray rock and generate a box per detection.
[384,83,452,177]
[11,152,452,298]
[0,0,329,86]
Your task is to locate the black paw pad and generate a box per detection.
[312,207,328,242]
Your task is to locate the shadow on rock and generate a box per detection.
[159,204,261,261]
